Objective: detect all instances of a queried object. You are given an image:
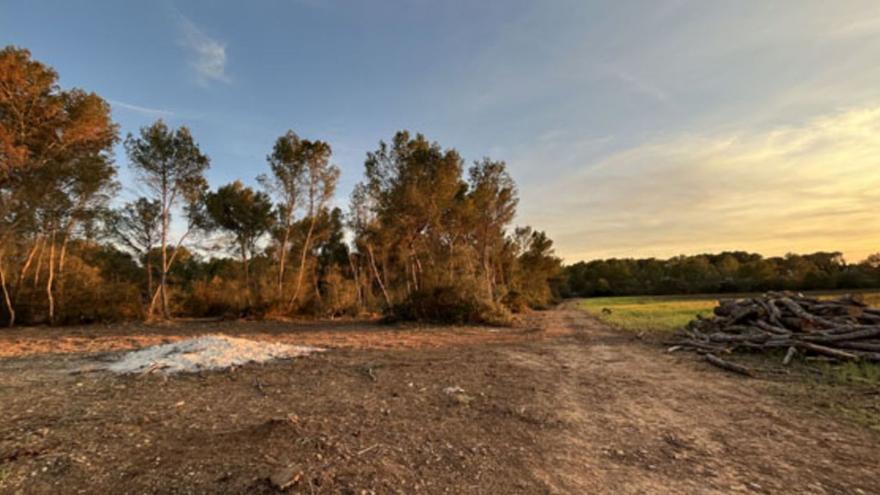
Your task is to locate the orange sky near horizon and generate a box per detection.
[523,107,880,264]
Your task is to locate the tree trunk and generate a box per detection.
[241,242,251,309]
[149,224,191,320]
[56,230,70,318]
[150,176,171,321]
[289,216,317,309]
[158,193,170,320]
[145,251,153,303]
[46,232,56,323]
[33,235,46,287]
[367,244,391,308]
[483,246,494,301]
[17,236,42,287]
[277,223,291,300]
[0,252,14,327]
[348,253,363,310]
[160,249,169,319]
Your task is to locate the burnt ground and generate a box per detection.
[0,305,878,494]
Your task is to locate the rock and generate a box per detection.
[269,466,301,490]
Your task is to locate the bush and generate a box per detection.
[55,257,143,324]
[391,285,512,326]
[181,277,243,318]
[501,290,530,313]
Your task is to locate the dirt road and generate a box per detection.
[0,307,877,494]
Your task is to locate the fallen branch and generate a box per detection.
[705,354,753,377]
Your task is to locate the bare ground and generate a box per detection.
[0,305,878,494]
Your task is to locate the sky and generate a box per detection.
[2,0,880,263]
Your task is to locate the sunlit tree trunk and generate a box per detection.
[277,227,290,299]
[145,251,153,303]
[45,231,56,323]
[33,235,46,287]
[0,252,14,327]
[367,244,391,308]
[17,236,41,288]
[289,215,317,309]
[348,253,363,310]
[241,241,251,309]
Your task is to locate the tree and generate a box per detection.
[124,120,209,319]
[287,139,339,309]
[358,131,466,299]
[259,131,306,300]
[512,227,563,307]
[105,198,162,298]
[466,159,518,300]
[0,46,117,325]
[204,181,273,306]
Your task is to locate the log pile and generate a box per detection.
[671,292,880,366]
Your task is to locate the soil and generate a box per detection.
[0,304,878,494]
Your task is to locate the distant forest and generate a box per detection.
[563,251,880,297]
[0,46,562,326]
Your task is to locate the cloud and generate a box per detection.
[519,107,880,263]
[178,15,230,85]
[825,15,880,39]
[606,68,671,105]
[108,99,174,118]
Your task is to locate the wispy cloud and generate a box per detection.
[108,99,174,118]
[520,106,880,263]
[825,15,880,39]
[178,14,230,85]
[606,68,671,105]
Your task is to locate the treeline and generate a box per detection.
[564,251,880,297]
[0,46,563,326]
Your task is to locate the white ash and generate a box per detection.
[106,335,323,374]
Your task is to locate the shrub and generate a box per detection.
[391,285,513,326]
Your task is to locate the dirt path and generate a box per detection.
[0,307,877,493]
[516,307,879,494]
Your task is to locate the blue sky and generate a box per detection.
[3,1,880,262]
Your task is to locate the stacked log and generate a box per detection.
[671,292,880,366]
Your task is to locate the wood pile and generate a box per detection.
[670,292,880,371]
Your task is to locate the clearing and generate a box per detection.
[0,304,878,494]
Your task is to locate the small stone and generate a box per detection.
[270,466,301,490]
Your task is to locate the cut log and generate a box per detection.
[795,342,859,361]
[705,354,753,377]
[675,292,880,368]
[782,346,797,366]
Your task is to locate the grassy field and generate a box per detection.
[579,291,880,333]
[579,292,880,431]
[578,295,716,333]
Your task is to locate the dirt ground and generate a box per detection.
[1,305,878,494]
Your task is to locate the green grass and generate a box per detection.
[579,295,716,333]
[578,290,880,334]
[818,360,880,385]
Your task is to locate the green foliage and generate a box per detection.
[566,251,880,298]
[511,227,564,308]
[205,181,274,257]
[350,131,558,322]
[124,120,210,319]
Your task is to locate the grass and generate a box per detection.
[578,295,716,333]
[578,291,880,433]
[579,290,880,334]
